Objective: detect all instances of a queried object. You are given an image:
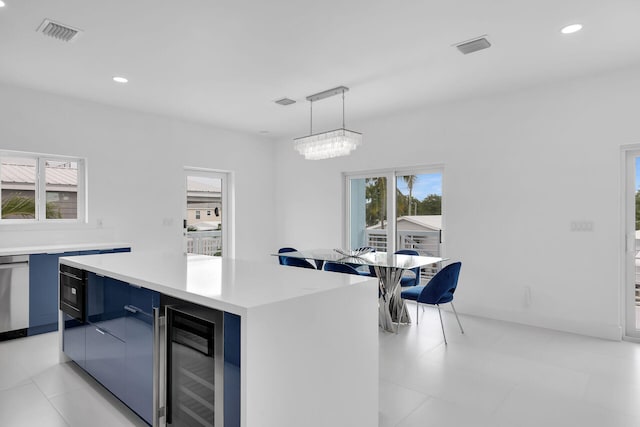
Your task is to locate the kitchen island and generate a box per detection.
[59,251,378,427]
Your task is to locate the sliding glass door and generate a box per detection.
[624,151,640,338]
[346,167,443,278]
[348,174,393,251]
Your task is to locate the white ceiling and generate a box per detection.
[1,0,639,139]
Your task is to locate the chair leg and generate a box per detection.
[416,302,419,325]
[436,304,447,345]
[451,302,464,334]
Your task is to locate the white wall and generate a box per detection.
[0,83,276,260]
[274,64,640,339]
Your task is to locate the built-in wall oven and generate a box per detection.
[59,265,88,368]
[165,303,224,427]
[59,264,87,321]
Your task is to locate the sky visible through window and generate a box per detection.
[396,173,442,200]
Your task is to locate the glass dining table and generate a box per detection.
[274,249,443,332]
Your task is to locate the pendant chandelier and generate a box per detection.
[293,86,362,160]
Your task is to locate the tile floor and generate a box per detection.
[379,304,640,427]
[1,305,639,427]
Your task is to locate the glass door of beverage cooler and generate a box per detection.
[166,305,223,427]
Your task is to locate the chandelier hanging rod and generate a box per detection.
[306,86,349,102]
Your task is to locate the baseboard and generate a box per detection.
[443,304,623,341]
[0,328,28,342]
[28,322,58,336]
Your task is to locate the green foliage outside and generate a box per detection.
[365,176,442,228]
[365,177,387,228]
[1,194,61,219]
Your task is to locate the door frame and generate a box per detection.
[622,147,640,339]
[184,167,234,258]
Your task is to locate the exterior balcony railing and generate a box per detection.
[187,230,222,256]
[364,229,442,282]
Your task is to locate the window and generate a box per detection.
[195,210,201,219]
[346,166,443,280]
[0,151,86,223]
[207,210,211,216]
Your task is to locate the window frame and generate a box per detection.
[0,150,87,224]
[343,164,445,253]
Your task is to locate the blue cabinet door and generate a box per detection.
[85,323,126,398]
[87,274,128,340]
[62,313,86,368]
[86,275,158,424]
[123,287,158,425]
[224,312,241,427]
[29,251,79,335]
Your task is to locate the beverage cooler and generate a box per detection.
[165,304,224,427]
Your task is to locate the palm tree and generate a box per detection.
[365,178,387,228]
[403,175,417,216]
[1,194,61,219]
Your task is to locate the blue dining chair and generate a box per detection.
[400,262,463,345]
[323,262,361,275]
[394,249,421,287]
[277,247,316,269]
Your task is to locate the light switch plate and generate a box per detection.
[570,221,594,232]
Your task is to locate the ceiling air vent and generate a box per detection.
[275,98,296,106]
[455,36,491,55]
[37,19,82,42]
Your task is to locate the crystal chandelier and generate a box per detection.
[293,86,362,160]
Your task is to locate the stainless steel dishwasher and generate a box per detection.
[0,255,29,340]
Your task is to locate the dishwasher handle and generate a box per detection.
[0,261,29,270]
[0,255,29,265]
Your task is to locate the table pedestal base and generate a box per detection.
[375,266,411,332]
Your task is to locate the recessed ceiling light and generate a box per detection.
[561,24,583,34]
[112,76,128,83]
[0,1,6,8]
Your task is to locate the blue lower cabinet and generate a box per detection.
[85,323,126,399]
[29,251,79,335]
[29,247,130,337]
[87,274,128,339]
[85,278,158,425]
[79,276,238,427]
[122,286,157,425]
[99,247,131,254]
[224,312,241,427]
[62,313,87,368]
[78,250,101,256]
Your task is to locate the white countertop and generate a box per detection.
[59,252,374,316]
[0,242,130,257]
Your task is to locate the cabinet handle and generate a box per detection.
[153,307,165,426]
[95,327,105,335]
[124,305,139,314]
